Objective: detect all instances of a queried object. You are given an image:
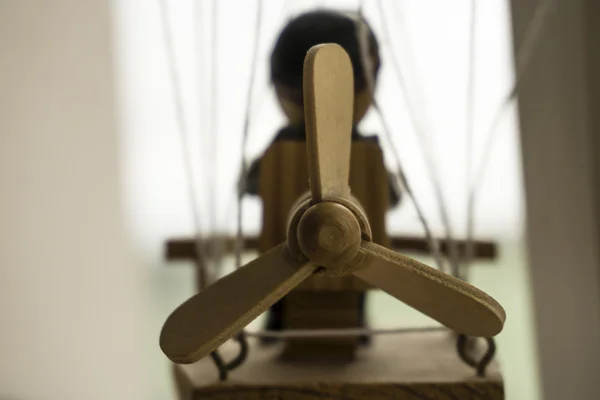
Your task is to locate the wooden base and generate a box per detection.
[281,291,363,360]
[172,331,503,399]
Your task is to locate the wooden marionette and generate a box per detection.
[243,10,401,206]
[160,41,506,399]
[240,10,401,348]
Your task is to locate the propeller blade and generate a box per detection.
[354,242,505,337]
[303,44,354,202]
[160,243,317,364]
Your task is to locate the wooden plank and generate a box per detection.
[174,330,503,400]
[356,241,505,338]
[303,44,354,202]
[165,236,498,261]
[160,244,318,364]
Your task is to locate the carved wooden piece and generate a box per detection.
[166,236,499,262]
[173,332,504,400]
[258,140,390,291]
[160,243,317,364]
[356,242,506,337]
[159,44,505,368]
[303,44,354,202]
[297,202,363,272]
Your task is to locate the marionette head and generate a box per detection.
[270,10,381,126]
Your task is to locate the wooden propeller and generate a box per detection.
[160,44,506,365]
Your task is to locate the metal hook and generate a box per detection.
[209,351,228,381]
[456,334,496,377]
[209,331,250,381]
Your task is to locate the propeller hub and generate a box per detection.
[296,202,362,273]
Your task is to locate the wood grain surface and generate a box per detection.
[303,44,354,202]
[160,243,317,364]
[174,331,504,399]
[355,241,506,337]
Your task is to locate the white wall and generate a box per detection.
[511,1,600,398]
[115,0,524,260]
[0,2,151,399]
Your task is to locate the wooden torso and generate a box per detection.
[258,140,391,270]
[258,139,391,358]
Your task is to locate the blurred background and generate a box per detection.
[1,0,599,399]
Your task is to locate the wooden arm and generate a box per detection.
[165,235,497,262]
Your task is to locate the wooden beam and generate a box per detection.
[174,331,503,400]
[165,235,497,261]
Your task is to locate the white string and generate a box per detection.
[514,0,556,84]
[159,0,207,286]
[282,0,293,20]
[194,0,211,236]
[217,0,296,237]
[354,13,375,94]
[370,2,452,273]
[467,0,555,250]
[374,102,446,272]
[194,0,206,215]
[462,0,478,281]
[357,0,367,14]
[244,325,446,338]
[353,9,444,272]
[236,0,263,269]
[206,0,224,282]
[374,1,454,273]
[193,0,215,287]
